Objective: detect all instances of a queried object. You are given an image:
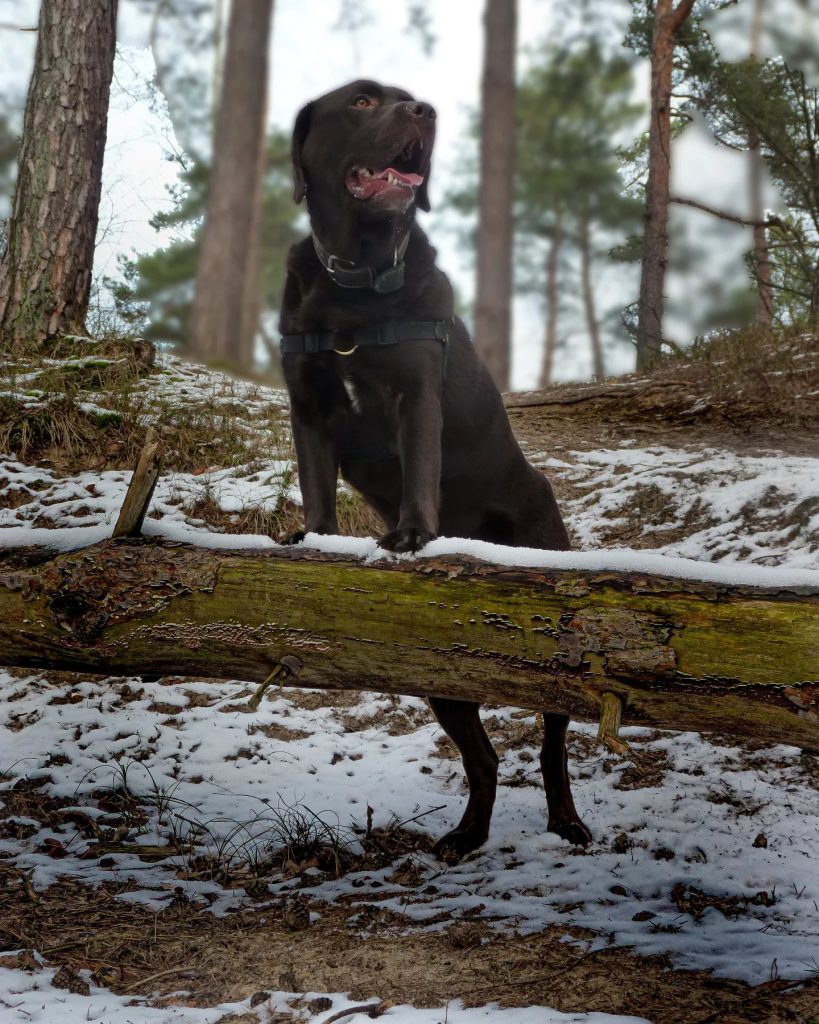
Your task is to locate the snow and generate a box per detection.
[538,445,819,571]
[1,672,817,994]
[0,962,650,1024]
[298,532,819,589]
[2,355,819,1021]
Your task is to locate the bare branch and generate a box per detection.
[670,195,784,229]
[0,22,37,31]
[670,0,697,34]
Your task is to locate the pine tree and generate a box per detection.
[474,0,517,391]
[685,20,819,327]
[111,131,299,352]
[187,0,274,372]
[0,0,118,349]
[516,43,642,383]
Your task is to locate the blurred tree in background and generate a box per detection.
[684,21,819,330]
[474,0,518,392]
[517,42,642,384]
[110,130,300,359]
[452,36,642,386]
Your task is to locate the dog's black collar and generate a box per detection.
[280,318,450,356]
[312,231,411,294]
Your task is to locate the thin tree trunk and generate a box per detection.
[579,208,604,380]
[636,0,695,371]
[1,539,817,750]
[539,208,563,388]
[0,0,118,350]
[474,0,517,392]
[188,0,273,372]
[749,0,773,328]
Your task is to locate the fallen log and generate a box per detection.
[0,538,817,750]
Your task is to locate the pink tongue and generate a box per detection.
[378,166,424,187]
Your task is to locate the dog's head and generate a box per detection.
[291,79,436,223]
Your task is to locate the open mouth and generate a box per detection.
[345,139,425,202]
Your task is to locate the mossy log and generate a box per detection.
[0,539,817,749]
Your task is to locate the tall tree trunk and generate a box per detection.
[539,208,563,388]
[579,208,604,380]
[748,0,772,329]
[474,0,517,392]
[188,0,273,372]
[0,0,118,350]
[636,0,695,371]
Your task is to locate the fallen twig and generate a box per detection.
[323,1001,392,1022]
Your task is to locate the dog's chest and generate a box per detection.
[333,354,398,422]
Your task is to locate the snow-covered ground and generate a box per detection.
[1,353,818,1023]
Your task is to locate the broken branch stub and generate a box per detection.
[112,427,163,538]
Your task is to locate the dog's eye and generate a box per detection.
[352,95,376,109]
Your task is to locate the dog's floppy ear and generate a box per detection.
[291,101,314,204]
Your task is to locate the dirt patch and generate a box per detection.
[285,689,364,712]
[340,697,431,736]
[248,721,312,742]
[2,879,817,1023]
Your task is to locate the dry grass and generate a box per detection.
[0,335,290,475]
[2,876,817,1022]
[179,489,382,542]
[677,323,819,426]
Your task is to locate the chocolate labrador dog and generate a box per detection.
[279,79,591,860]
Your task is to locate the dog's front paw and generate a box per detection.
[378,526,436,553]
[547,815,592,848]
[433,825,489,864]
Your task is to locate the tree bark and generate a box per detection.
[636,0,695,371]
[188,0,273,373]
[0,0,118,350]
[474,0,517,392]
[749,0,773,329]
[1,539,817,750]
[579,209,604,380]
[539,208,562,388]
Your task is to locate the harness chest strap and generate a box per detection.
[279,319,451,356]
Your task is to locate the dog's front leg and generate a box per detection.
[379,371,442,554]
[290,408,339,537]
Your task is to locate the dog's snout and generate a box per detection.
[406,101,436,121]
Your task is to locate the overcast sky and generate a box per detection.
[0,1,811,388]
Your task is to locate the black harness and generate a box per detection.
[279,231,451,372]
[280,318,450,356]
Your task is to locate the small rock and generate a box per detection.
[244,879,271,900]
[684,846,708,864]
[610,884,628,897]
[281,898,310,931]
[753,832,768,848]
[279,967,299,991]
[447,921,485,949]
[632,910,655,922]
[249,991,270,1007]
[612,832,631,854]
[308,996,333,1013]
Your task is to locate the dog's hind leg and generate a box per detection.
[429,697,498,862]
[540,713,592,847]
